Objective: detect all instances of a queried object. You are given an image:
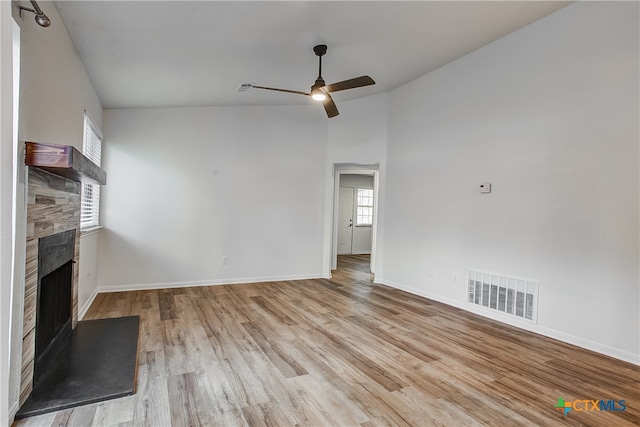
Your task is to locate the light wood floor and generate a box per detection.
[14,255,640,426]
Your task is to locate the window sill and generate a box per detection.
[80,226,103,238]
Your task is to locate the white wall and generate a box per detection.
[99,106,327,290]
[78,231,100,318]
[1,3,15,425]
[323,93,388,275]
[326,93,389,163]
[339,174,374,254]
[8,1,103,419]
[100,94,389,288]
[381,2,639,363]
[17,0,103,313]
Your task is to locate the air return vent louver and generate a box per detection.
[468,270,538,323]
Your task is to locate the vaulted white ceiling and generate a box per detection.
[55,1,570,109]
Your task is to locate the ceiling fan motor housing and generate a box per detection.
[313,44,328,57]
[312,77,326,90]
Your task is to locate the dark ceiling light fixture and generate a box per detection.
[18,1,51,27]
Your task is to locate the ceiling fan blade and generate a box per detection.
[324,76,375,93]
[322,93,339,118]
[251,85,310,96]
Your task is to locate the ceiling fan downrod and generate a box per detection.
[313,44,327,80]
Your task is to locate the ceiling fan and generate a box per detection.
[249,44,375,118]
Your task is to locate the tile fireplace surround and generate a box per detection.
[19,167,81,405]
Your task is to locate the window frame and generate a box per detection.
[355,187,374,227]
[80,114,102,231]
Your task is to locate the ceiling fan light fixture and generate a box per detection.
[311,89,326,102]
[310,79,326,101]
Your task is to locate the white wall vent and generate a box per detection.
[468,270,538,323]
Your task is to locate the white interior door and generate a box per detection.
[337,186,354,255]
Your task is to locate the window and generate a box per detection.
[80,114,102,230]
[356,188,374,226]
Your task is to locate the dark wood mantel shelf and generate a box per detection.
[25,142,107,185]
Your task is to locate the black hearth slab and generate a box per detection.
[15,316,140,419]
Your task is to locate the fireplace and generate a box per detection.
[19,144,107,407]
[33,230,75,384]
[16,145,119,418]
[19,167,83,404]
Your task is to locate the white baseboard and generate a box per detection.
[97,273,326,294]
[79,287,99,320]
[375,277,640,366]
[9,400,19,426]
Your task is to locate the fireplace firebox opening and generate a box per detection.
[34,229,76,384]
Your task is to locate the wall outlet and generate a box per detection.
[222,256,228,265]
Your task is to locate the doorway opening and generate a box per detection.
[331,165,379,274]
[337,174,374,256]
[333,254,374,285]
